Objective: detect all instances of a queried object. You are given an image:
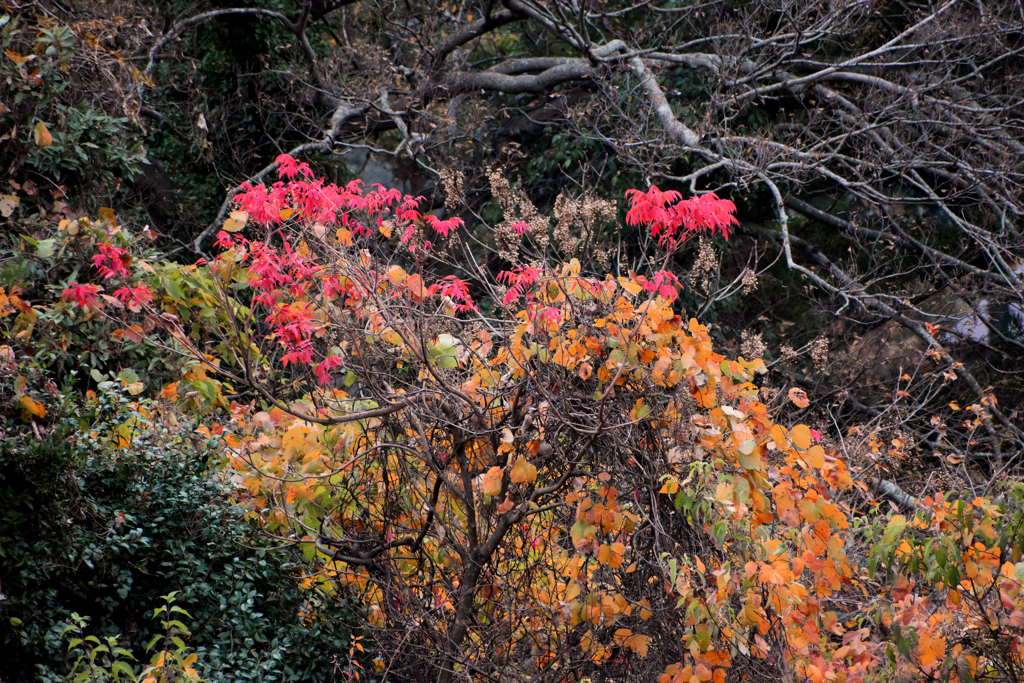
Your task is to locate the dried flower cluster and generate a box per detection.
[811,335,829,373]
[741,268,758,295]
[552,192,616,257]
[487,167,550,262]
[741,330,767,360]
[689,236,718,294]
[438,167,465,211]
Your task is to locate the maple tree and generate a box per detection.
[12,156,1024,683]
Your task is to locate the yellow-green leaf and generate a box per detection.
[883,515,907,543]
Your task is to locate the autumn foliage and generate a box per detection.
[26,158,1024,683]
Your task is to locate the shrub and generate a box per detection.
[0,382,362,683]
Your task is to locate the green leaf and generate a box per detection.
[112,661,136,680]
[37,239,56,258]
[118,368,140,384]
[162,277,186,302]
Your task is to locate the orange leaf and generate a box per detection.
[578,362,592,380]
[510,456,537,484]
[788,387,809,408]
[481,466,503,496]
[624,633,650,657]
[5,49,27,65]
[406,274,426,302]
[806,445,825,469]
[33,122,53,147]
[19,396,45,420]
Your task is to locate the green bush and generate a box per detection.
[0,384,363,683]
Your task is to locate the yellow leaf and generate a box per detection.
[379,221,393,238]
[806,445,825,468]
[388,266,408,285]
[618,277,642,295]
[790,424,812,450]
[33,122,52,147]
[223,210,248,232]
[98,207,116,224]
[0,195,19,218]
[128,382,145,395]
[639,598,653,620]
[19,396,45,420]
[598,544,612,564]
[510,456,537,484]
[279,207,294,220]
